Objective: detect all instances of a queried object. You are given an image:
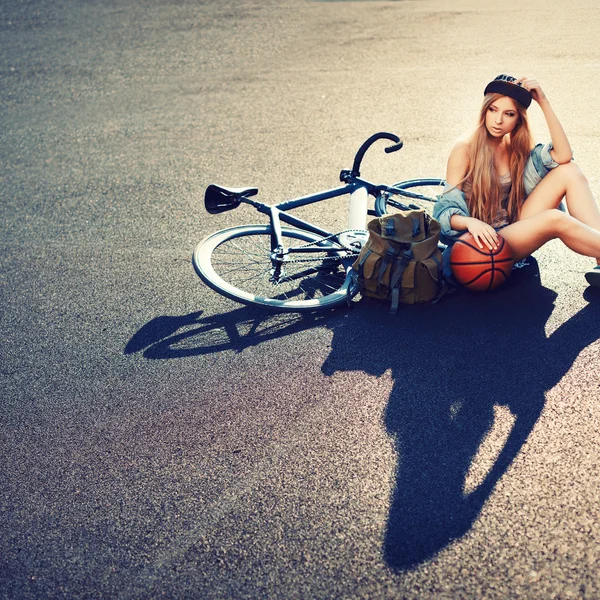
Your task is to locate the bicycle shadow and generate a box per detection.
[322,258,600,570]
[124,305,329,359]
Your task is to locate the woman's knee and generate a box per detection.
[540,208,569,235]
[555,161,588,185]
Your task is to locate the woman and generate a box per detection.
[433,73,600,287]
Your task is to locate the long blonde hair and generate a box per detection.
[463,93,533,224]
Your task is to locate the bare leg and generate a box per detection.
[500,209,600,262]
[520,163,600,265]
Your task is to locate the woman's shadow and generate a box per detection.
[125,260,599,570]
[322,258,600,570]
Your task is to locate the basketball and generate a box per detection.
[450,232,514,292]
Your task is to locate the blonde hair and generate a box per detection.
[462,93,533,224]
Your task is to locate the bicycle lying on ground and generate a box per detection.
[193,132,445,311]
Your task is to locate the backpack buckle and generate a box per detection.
[384,220,395,238]
[412,217,421,238]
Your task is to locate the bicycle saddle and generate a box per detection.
[204,184,258,214]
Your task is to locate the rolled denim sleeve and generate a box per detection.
[539,142,560,170]
[433,185,470,245]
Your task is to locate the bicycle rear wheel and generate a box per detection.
[193,225,360,311]
[375,178,445,217]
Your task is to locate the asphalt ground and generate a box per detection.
[2,0,600,598]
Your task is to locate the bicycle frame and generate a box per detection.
[195,132,449,310]
[203,132,405,260]
[240,176,378,252]
[228,181,372,287]
[201,132,443,285]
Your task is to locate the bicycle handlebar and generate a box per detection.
[340,132,403,183]
[384,140,404,154]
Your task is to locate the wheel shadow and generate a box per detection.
[124,306,330,359]
[321,258,600,570]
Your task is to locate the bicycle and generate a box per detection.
[192,132,445,312]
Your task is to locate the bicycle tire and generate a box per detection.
[374,178,446,217]
[193,225,359,311]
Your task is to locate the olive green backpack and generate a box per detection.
[351,210,446,313]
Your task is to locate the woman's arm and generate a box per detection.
[445,139,469,190]
[518,76,573,164]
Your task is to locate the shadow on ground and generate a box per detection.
[323,259,600,569]
[124,306,328,358]
[125,259,600,570]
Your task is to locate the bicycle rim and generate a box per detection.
[375,178,446,217]
[193,225,358,311]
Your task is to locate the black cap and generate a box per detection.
[484,74,532,108]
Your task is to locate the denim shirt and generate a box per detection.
[433,142,561,246]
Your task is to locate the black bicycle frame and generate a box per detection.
[241,177,377,255]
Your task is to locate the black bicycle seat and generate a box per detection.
[204,184,258,214]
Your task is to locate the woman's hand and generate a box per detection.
[516,76,547,105]
[465,217,499,250]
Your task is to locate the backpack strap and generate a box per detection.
[350,247,373,301]
[357,248,373,272]
[389,249,413,314]
[427,253,448,304]
[376,247,397,296]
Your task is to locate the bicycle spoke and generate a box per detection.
[195,225,354,310]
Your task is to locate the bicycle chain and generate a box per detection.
[280,229,366,263]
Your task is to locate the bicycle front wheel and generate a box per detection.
[193,225,359,311]
[375,178,446,217]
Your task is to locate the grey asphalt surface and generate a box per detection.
[2,0,600,598]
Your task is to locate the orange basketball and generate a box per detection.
[450,232,514,292]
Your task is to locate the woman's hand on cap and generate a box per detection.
[516,76,547,104]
